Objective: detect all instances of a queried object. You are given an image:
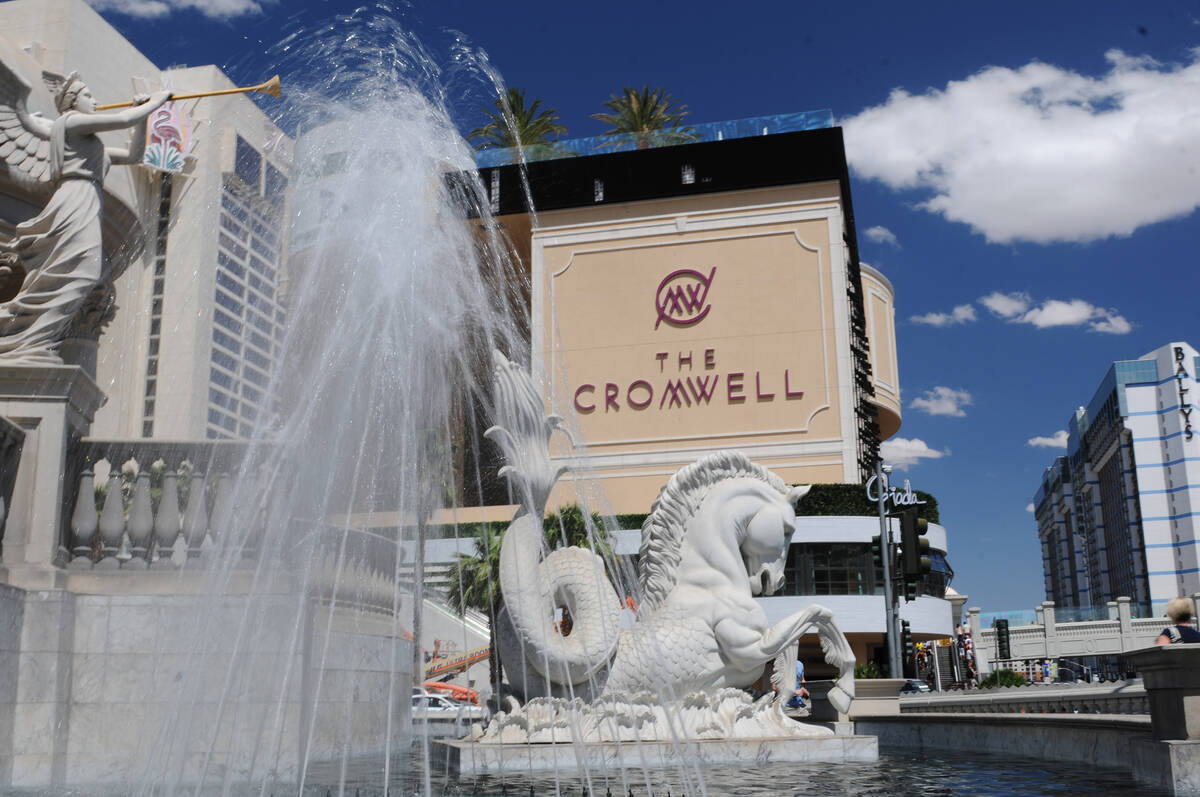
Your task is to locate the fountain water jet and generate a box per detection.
[130,10,539,794]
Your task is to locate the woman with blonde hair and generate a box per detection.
[1155,597,1200,645]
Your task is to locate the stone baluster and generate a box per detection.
[96,472,125,568]
[210,473,234,558]
[374,566,390,612]
[340,557,353,602]
[153,468,181,568]
[318,549,336,599]
[68,468,98,568]
[124,471,153,568]
[182,472,208,559]
[1042,601,1057,659]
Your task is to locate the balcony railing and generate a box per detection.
[63,439,252,569]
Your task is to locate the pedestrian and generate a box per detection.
[1156,597,1200,645]
[786,658,809,711]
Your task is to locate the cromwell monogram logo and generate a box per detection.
[655,267,716,329]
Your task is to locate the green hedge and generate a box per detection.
[797,483,939,524]
[979,669,1027,689]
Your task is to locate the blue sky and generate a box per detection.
[81,0,1200,612]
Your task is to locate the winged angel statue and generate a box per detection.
[0,52,170,364]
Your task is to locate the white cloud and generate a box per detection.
[1028,430,1070,448]
[864,225,900,247]
[1021,299,1099,328]
[911,303,977,327]
[880,437,949,469]
[980,291,1132,334]
[1026,503,1036,513]
[88,0,269,18]
[909,386,973,417]
[842,48,1200,244]
[1089,312,1134,335]
[979,291,1032,319]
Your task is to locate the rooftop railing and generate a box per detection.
[473,109,835,168]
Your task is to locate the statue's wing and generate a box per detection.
[0,58,53,192]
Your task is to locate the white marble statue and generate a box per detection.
[0,60,171,364]
[478,352,856,742]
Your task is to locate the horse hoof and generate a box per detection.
[827,684,852,715]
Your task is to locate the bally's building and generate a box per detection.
[1035,341,1200,616]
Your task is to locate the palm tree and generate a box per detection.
[468,88,570,161]
[592,85,697,149]
[444,525,505,699]
[442,507,613,703]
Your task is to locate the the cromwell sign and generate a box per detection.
[573,264,806,414]
[573,348,806,413]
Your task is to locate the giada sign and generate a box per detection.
[864,475,926,509]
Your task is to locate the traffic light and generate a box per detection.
[870,535,884,571]
[995,618,1011,660]
[899,510,932,602]
[901,620,915,677]
[900,510,931,576]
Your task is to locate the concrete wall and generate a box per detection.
[0,585,26,784]
[858,713,1153,770]
[0,585,413,791]
[533,183,869,512]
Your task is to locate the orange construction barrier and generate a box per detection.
[421,681,481,705]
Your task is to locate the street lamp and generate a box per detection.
[873,459,902,678]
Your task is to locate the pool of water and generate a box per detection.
[7,746,1168,796]
[303,746,1169,796]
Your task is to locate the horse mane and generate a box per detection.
[638,451,790,610]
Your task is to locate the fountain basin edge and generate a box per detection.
[436,734,879,776]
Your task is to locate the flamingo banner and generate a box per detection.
[142,98,193,174]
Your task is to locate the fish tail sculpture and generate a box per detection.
[485,351,621,699]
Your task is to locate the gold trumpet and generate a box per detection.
[95,75,282,111]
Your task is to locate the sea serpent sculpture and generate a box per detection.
[474,352,856,743]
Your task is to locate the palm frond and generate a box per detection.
[592,85,697,147]
[469,87,568,151]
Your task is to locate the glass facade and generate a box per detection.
[784,543,880,596]
[208,137,286,439]
[779,542,951,599]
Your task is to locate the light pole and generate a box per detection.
[874,459,902,678]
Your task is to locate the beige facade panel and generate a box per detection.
[533,185,869,513]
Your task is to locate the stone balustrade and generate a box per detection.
[309,546,404,616]
[58,439,408,618]
[63,439,251,569]
[967,597,1195,672]
[899,680,1149,715]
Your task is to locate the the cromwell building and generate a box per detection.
[478,116,954,668]
[482,117,899,505]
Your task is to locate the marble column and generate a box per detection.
[0,366,106,590]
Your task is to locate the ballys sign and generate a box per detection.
[572,265,807,414]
